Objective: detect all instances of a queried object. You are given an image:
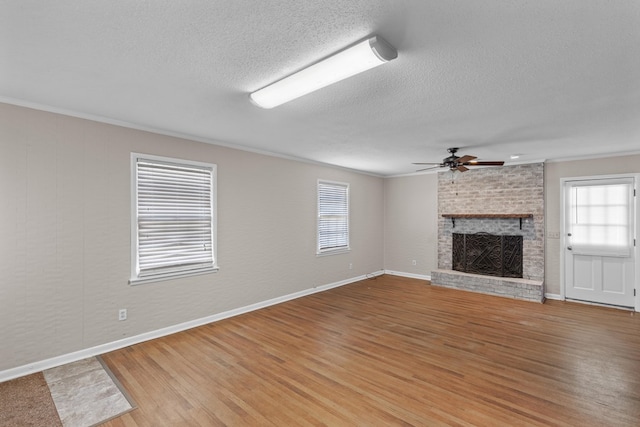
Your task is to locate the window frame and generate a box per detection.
[317,179,350,256]
[567,177,634,257]
[130,153,218,285]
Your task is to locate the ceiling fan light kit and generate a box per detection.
[413,147,505,173]
[250,35,397,109]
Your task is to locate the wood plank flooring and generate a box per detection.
[101,275,640,426]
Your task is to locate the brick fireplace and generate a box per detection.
[430,163,545,302]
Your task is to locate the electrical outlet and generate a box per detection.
[118,309,127,321]
[349,263,353,270]
[412,260,417,266]
[548,231,560,239]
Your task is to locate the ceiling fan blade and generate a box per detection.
[411,147,503,173]
[466,161,505,166]
[416,166,442,172]
[457,155,477,163]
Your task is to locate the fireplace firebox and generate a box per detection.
[452,233,523,278]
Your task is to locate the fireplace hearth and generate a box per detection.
[452,232,523,278]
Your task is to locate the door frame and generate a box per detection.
[560,173,639,312]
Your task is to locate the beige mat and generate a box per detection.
[43,356,135,427]
[0,356,135,427]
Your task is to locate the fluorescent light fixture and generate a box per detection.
[250,35,397,109]
[510,155,521,160]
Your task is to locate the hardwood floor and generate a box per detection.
[101,275,640,426]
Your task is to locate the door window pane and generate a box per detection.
[569,180,633,256]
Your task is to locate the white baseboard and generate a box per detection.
[384,270,431,281]
[0,271,384,383]
[547,293,638,312]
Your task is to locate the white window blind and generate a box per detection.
[317,180,349,254]
[131,155,217,283]
[569,178,634,257]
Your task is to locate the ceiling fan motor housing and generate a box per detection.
[443,148,460,168]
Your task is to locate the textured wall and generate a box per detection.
[0,103,384,372]
[383,174,438,276]
[437,164,545,282]
[544,154,640,295]
[383,156,638,298]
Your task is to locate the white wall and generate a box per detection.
[544,154,640,295]
[383,155,640,297]
[0,103,384,373]
[383,173,438,277]
[2,100,638,375]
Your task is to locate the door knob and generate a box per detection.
[567,246,572,250]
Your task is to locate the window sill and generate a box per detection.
[129,266,219,286]
[316,248,351,257]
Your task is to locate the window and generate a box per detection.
[317,180,350,254]
[568,178,634,257]
[130,153,217,284]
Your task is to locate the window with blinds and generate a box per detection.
[568,178,634,257]
[131,154,217,284]
[317,180,350,254]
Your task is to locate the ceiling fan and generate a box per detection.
[413,147,505,172]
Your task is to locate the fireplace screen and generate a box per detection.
[452,233,523,278]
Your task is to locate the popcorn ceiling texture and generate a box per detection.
[2,2,639,176]
[433,164,545,301]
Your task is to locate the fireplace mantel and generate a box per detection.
[442,213,533,229]
[442,213,533,218]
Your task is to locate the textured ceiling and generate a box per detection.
[2,1,639,176]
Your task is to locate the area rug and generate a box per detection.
[43,356,136,427]
[0,371,62,427]
[0,356,135,427]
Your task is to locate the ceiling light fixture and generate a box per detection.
[250,35,397,109]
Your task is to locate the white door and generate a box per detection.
[563,177,636,308]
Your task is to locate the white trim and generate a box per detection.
[384,270,431,281]
[130,153,219,284]
[565,298,635,311]
[129,267,220,285]
[635,174,640,312]
[388,160,547,178]
[560,177,567,301]
[560,173,639,311]
[315,248,351,257]
[0,96,383,178]
[317,179,350,254]
[546,150,640,164]
[0,271,383,383]
[544,293,563,300]
[4,97,640,179]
